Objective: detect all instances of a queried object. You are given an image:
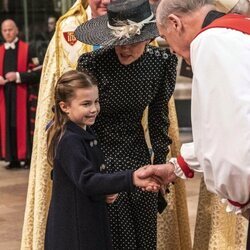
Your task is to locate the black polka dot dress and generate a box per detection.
[77,45,177,250]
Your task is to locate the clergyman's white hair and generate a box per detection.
[156,0,214,26]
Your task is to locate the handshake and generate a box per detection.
[132,163,177,192]
[106,163,177,205]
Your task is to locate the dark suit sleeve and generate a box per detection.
[19,70,41,83]
[57,135,135,196]
[19,46,41,84]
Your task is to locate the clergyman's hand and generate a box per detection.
[133,167,161,192]
[137,163,177,187]
[0,75,8,85]
[5,72,17,82]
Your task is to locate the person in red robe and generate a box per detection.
[0,19,41,169]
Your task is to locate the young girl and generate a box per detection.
[45,70,159,250]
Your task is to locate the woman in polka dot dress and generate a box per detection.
[75,0,177,249]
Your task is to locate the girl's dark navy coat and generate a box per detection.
[45,121,134,250]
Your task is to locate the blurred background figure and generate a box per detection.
[215,0,250,15]
[47,15,57,40]
[0,19,41,170]
[87,0,110,18]
[29,14,58,66]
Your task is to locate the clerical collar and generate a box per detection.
[202,10,225,28]
[4,37,19,50]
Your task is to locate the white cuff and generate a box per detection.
[221,198,250,215]
[16,72,21,83]
[169,158,187,179]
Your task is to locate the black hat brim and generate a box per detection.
[74,14,159,46]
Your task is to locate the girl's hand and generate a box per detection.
[136,163,177,187]
[133,167,161,192]
[106,194,118,204]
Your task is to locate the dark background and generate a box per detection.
[0,0,60,42]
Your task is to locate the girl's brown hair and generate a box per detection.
[47,70,98,166]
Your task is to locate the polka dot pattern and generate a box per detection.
[77,45,177,250]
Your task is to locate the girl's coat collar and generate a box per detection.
[66,120,96,141]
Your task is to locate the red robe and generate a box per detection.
[0,40,29,160]
[198,13,250,36]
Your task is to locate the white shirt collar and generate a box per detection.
[4,37,19,50]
